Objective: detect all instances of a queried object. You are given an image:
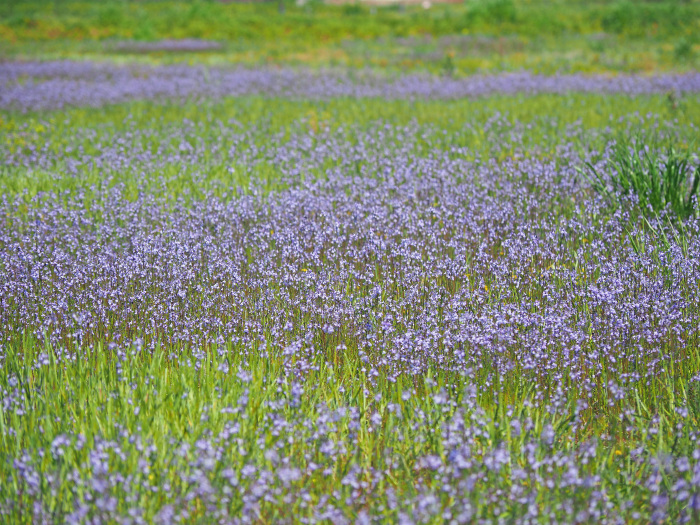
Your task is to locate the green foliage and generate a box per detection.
[440,52,455,77]
[464,0,518,26]
[1,0,698,74]
[96,4,124,27]
[600,1,635,35]
[583,137,700,220]
[601,1,694,37]
[342,3,364,16]
[675,38,695,62]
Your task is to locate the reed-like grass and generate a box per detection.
[583,136,700,220]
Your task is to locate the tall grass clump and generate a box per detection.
[583,136,700,220]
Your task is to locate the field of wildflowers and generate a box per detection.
[2,4,700,522]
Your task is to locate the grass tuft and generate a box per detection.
[583,136,700,220]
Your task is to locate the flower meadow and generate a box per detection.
[2,64,700,524]
[4,61,700,111]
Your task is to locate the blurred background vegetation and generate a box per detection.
[1,0,699,74]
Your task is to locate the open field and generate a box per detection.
[2,0,700,74]
[2,64,700,523]
[2,1,700,523]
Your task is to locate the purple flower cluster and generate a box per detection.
[3,60,700,110]
[1,125,698,395]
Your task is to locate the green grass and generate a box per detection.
[1,0,699,73]
[583,136,700,220]
[2,92,699,205]
[2,334,700,522]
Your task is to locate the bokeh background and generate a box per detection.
[2,0,699,74]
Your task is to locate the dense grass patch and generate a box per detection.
[583,137,700,220]
[3,337,700,522]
